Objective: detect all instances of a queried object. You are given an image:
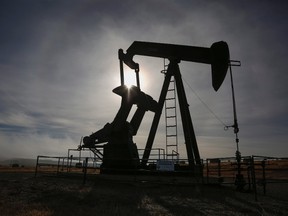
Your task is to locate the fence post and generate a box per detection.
[261,159,266,195]
[57,157,61,175]
[247,164,251,191]
[61,158,65,171]
[217,159,221,179]
[34,156,40,177]
[206,159,209,184]
[250,156,258,201]
[83,157,88,185]
[69,155,73,172]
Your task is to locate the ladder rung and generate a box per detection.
[166,107,176,110]
[166,97,175,100]
[167,134,177,137]
[166,115,176,118]
[166,125,176,128]
[166,154,178,157]
[167,144,177,147]
[168,89,175,91]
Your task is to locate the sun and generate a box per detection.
[124,69,137,88]
[119,67,149,91]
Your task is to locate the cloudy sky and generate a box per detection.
[0,0,287,160]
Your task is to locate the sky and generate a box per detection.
[0,0,287,160]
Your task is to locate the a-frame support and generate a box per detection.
[141,60,201,168]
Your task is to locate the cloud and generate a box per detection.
[0,132,76,159]
[0,0,288,160]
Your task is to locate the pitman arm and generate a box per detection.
[82,85,158,147]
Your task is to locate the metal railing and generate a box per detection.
[205,155,288,201]
[35,153,288,201]
[34,155,100,177]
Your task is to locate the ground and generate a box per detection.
[0,169,288,216]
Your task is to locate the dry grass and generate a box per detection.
[0,166,35,173]
[1,168,288,216]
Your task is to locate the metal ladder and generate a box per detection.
[162,59,179,161]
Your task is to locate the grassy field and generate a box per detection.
[1,167,288,216]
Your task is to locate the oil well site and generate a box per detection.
[1,40,287,215]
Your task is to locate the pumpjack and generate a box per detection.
[80,41,230,173]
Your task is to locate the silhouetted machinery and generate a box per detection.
[81,41,230,173]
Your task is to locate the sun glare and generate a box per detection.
[113,66,149,91]
[124,69,137,88]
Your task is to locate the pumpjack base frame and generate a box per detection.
[101,142,140,170]
[100,165,203,177]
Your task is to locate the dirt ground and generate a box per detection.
[0,170,288,216]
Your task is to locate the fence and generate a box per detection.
[205,155,288,201]
[34,155,100,178]
[35,153,288,199]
